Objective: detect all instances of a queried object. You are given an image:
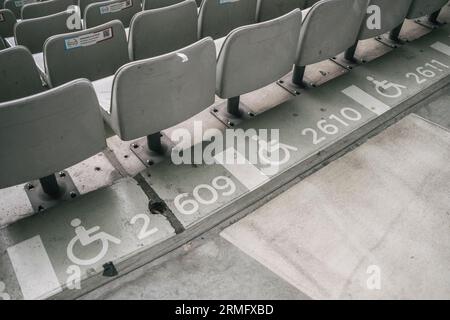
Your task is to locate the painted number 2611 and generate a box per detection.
[406,59,449,84]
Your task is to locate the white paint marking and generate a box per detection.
[430,42,450,57]
[214,148,270,191]
[7,235,61,300]
[342,85,391,116]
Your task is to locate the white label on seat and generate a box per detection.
[7,235,62,300]
[64,27,113,50]
[100,0,132,14]
[14,0,35,7]
[214,147,270,191]
[0,13,4,22]
[431,42,450,57]
[342,85,391,116]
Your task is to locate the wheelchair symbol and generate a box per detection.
[254,137,298,167]
[0,281,10,300]
[367,76,407,98]
[67,219,121,266]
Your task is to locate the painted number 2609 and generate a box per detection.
[174,176,236,215]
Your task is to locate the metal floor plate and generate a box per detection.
[1,22,450,300]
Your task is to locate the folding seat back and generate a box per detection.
[356,0,412,40]
[108,38,216,141]
[256,0,306,22]
[15,11,76,54]
[198,0,258,39]
[0,46,44,102]
[84,0,142,28]
[0,36,6,49]
[129,0,198,60]
[44,20,129,86]
[143,0,184,10]
[79,0,104,15]
[0,9,17,38]
[217,9,302,99]
[21,0,75,19]
[4,0,38,19]
[406,0,449,19]
[0,79,106,189]
[296,0,368,67]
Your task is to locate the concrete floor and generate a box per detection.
[80,90,450,300]
[222,114,450,300]
[81,236,308,300]
[415,86,450,131]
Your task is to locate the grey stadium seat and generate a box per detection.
[15,11,77,54]
[21,0,76,19]
[103,38,216,154]
[216,9,302,117]
[390,0,449,40]
[143,0,184,10]
[198,0,258,39]
[84,0,142,29]
[0,79,106,203]
[129,0,198,60]
[44,20,130,87]
[0,46,45,102]
[256,0,306,22]
[345,0,413,61]
[0,9,17,38]
[291,0,368,86]
[407,0,449,21]
[4,0,38,19]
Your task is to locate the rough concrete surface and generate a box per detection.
[80,237,308,300]
[222,115,450,300]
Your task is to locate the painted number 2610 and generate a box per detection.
[302,107,363,145]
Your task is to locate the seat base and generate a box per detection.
[24,171,79,213]
[415,17,446,30]
[332,37,399,69]
[375,33,406,48]
[130,135,174,167]
[277,63,348,95]
[330,55,360,70]
[210,100,257,128]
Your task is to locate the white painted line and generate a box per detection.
[342,85,391,116]
[7,235,62,300]
[215,147,270,191]
[430,42,450,57]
